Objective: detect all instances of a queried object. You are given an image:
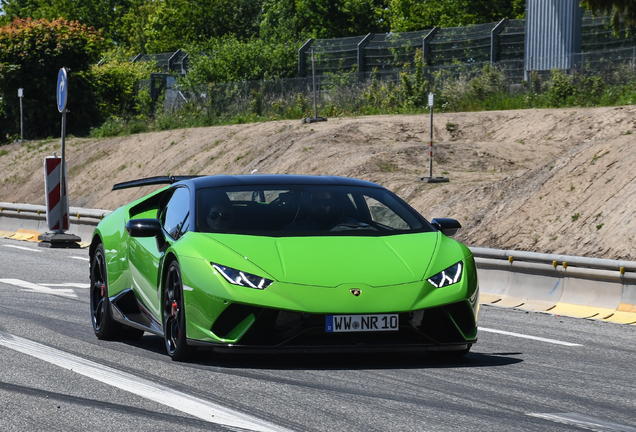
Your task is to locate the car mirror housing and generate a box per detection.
[126,218,162,237]
[125,218,169,252]
[430,218,461,237]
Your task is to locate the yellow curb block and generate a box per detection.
[9,232,35,241]
[490,297,526,308]
[543,303,616,319]
[17,229,41,242]
[0,230,13,238]
[603,311,636,324]
[478,293,502,304]
[516,300,559,312]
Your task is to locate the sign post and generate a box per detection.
[302,48,327,124]
[420,92,449,183]
[18,88,24,143]
[57,67,68,233]
[38,67,80,248]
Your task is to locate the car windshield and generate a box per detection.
[195,185,433,236]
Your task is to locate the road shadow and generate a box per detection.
[127,334,523,369]
[198,350,523,370]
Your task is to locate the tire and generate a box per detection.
[90,243,121,340]
[163,261,194,361]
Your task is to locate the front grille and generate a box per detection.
[210,301,476,347]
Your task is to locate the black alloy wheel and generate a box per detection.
[163,261,194,361]
[90,243,119,340]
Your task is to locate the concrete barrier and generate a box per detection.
[472,248,636,325]
[476,258,563,311]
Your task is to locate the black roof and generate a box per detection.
[186,174,384,190]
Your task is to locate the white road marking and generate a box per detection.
[70,256,89,262]
[528,413,636,431]
[41,283,90,289]
[0,279,77,299]
[480,327,582,346]
[0,332,292,432]
[3,245,42,252]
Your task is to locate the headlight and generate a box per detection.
[427,261,463,288]
[211,263,273,289]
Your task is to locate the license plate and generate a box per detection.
[325,314,399,332]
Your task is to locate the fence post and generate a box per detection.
[181,53,189,75]
[357,33,374,77]
[168,49,182,74]
[422,27,439,66]
[298,38,314,77]
[490,18,508,65]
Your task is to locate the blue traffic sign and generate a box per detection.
[57,68,68,112]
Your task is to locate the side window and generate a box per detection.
[162,187,190,239]
[364,196,409,230]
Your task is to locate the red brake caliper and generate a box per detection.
[101,284,105,298]
[171,301,178,317]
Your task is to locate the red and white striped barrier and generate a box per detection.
[44,156,69,231]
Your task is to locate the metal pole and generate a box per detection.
[429,105,433,178]
[59,110,66,233]
[312,48,317,119]
[19,93,23,143]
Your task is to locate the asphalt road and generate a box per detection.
[0,236,635,432]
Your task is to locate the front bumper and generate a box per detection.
[187,299,477,353]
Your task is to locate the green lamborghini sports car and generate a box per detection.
[89,174,478,360]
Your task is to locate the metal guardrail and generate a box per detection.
[0,202,111,225]
[470,246,636,274]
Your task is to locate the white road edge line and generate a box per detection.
[528,412,636,431]
[480,327,582,346]
[70,256,90,262]
[41,283,90,289]
[3,244,42,252]
[0,331,293,432]
[0,279,77,299]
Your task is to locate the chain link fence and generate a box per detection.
[127,10,636,118]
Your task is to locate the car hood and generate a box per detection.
[201,233,439,287]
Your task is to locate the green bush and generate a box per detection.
[90,49,158,119]
[0,17,109,140]
[179,36,298,88]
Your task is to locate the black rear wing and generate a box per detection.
[112,175,200,191]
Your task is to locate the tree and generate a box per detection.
[580,0,636,34]
[259,0,390,41]
[0,18,109,139]
[387,0,525,32]
[0,0,134,45]
[142,0,262,53]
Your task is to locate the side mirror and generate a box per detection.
[126,218,162,237]
[126,218,168,252]
[430,218,461,237]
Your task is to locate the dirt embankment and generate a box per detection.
[1,106,635,259]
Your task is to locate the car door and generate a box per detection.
[129,186,191,319]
